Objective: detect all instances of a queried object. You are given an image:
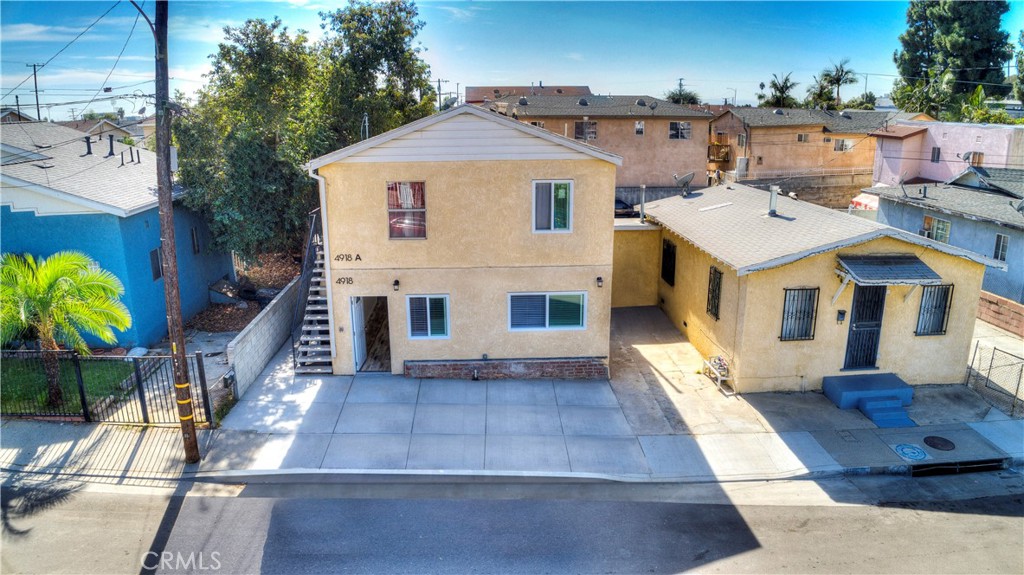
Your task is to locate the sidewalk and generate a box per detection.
[2,310,1022,485]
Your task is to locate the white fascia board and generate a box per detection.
[0,173,129,217]
[304,105,622,170]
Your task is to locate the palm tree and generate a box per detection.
[759,73,800,108]
[824,58,859,107]
[1,251,132,406]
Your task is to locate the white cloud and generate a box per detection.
[0,23,110,42]
[434,5,486,22]
[167,15,241,44]
[566,52,584,62]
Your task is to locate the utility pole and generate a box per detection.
[678,77,685,93]
[15,95,20,118]
[26,64,41,120]
[435,78,448,110]
[131,0,200,463]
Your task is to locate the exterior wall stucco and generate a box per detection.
[611,227,661,308]
[522,116,709,188]
[874,123,1024,185]
[319,158,615,376]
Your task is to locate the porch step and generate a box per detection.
[294,365,333,375]
[822,373,913,409]
[867,406,916,428]
[858,396,903,415]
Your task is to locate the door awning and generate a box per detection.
[836,255,943,286]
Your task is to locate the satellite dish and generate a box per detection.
[138,107,147,116]
[518,97,528,105]
[673,172,695,197]
[578,98,588,106]
[649,101,658,110]
[635,98,647,107]
[442,97,458,108]
[773,109,784,115]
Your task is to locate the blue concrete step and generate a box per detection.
[858,396,903,417]
[823,373,913,409]
[861,405,917,428]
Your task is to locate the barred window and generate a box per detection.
[661,239,676,286]
[916,284,954,336]
[707,266,723,320]
[780,288,819,341]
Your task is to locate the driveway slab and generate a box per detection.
[417,379,487,404]
[558,406,633,436]
[407,434,485,469]
[346,377,420,403]
[413,404,486,435]
[322,434,411,468]
[553,380,620,406]
[221,400,342,434]
[487,380,556,405]
[484,435,570,472]
[335,403,415,434]
[486,404,562,435]
[638,435,714,477]
[564,436,649,474]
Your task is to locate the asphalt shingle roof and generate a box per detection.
[0,122,166,216]
[491,94,713,118]
[724,108,921,134]
[972,167,1024,199]
[644,183,998,274]
[466,85,592,103]
[866,183,1024,231]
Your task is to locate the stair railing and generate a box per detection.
[291,208,323,368]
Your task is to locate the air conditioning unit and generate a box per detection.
[823,137,832,143]
[918,228,934,239]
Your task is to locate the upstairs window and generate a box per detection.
[661,239,676,286]
[931,146,941,163]
[994,234,1009,262]
[737,133,747,148]
[635,121,645,136]
[669,121,692,140]
[922,215,950,243]
[916,284,954,336]
[574,121,597,142]
[529,121,545,128]
[834,139,853,151]
[408,295,449,339]
[533,181,572,232]
[797,133,809,143]
[387,181,426,239]
[509,292,586,330]
[707,266,723,320]
[780,288,819,341]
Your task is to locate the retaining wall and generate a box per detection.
[226,276,301,398]
[404,357,608,380]
[978,291,1024,337]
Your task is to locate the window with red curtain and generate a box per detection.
[387,182,426,239]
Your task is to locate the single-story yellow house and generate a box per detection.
[304,105,622,378]
[613,183,1002,393]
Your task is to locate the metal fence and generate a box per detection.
[966,343,1024,417]
[1,350,213,425]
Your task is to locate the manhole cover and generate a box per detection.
[923,435,956,451]
[893,443,929,461]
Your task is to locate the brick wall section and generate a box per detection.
[977,291,1024,337]
[226,276,301,398]
[405,357,609,380]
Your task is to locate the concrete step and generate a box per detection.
[307,295,327,302]
[865,406,916,428]
[305,304,328,312]
[294,365,333,375]
[303,314,329,322]
[298,344,331,353]
[858,396,903,417]
[300,334,330,343]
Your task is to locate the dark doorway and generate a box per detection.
[351,296,391,372]
[844,285,886,370]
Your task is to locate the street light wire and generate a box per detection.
[76,1,144,120]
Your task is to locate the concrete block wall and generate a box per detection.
[977,291,1024,337]
[404,357,608,380]
[226,276,301,398]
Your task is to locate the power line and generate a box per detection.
[76,2,144,119]
[1,1,123,100]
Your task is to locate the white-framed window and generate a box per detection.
[387,181,426,239]
[635,121,645,136]
[797,133,809,143]
[922,215,951,243]
[529,121,545,128]
[737,133,747,148]
[834,138,853,151]
[574,121,597,141]
[930,146,941,163]
[533,180,572,232]
[669,121,691,140]
[407,295,449,339]
[509,292,586,330]
[994,233,1009,262]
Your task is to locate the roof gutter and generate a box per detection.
[308,166,337,360]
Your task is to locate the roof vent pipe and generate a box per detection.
[84,136,92,155]
[640,184,646,221]
[922,185,928,198]
[120,151,125,166]
[107,134,115,157]
[769,185,780,216]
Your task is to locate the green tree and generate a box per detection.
[894,0,1012,97]
[757,73,799,108]
[805,75,835,109]
[822,59,858,107]
[0,252,131,406]
[665,87,700,105]
[844,91,877,110]
[1013,31,1024,102]
[891,70,955,118]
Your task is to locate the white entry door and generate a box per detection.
[350,297,367,371]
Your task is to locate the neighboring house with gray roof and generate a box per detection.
[611,182,999,393]
[465,84,592,105]
[1,108,35,123]
[1,122,234,347]
[865,166,1024,303]
[486,94,712,191]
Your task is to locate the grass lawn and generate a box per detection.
[0,356,135,414]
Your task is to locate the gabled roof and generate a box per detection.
[0,108,36,122]
[466,85,592,103]
[868,125,928,139]
[643,183,1001,275]
[305,105,623,170]
[947,166,1024,199]
[721,108,927,134]
[490,94,713,118]
[0,122,170,217]
[866,182,1024,231]
[55,119,131,137]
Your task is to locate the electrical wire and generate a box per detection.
[76,2,143,119]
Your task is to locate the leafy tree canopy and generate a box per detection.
[757,73,800,108]
[665,87,700,105]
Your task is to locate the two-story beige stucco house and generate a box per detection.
[304,105,622,379]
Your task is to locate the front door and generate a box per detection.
[844,285,886,369]
[350,297,367,371]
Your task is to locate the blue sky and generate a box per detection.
[2,1,1022,121]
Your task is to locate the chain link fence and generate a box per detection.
[966,342,1024,418]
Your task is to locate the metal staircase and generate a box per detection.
[292,210,334,375]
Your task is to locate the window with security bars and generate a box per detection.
[994,233,1009,262]
[707,266,723,320]
[669,121,691,140]
[387,181,426,239]
[780,288,819,341]
[574,121,597,142]
[534,181,572,232]
[916,284,953,336]
[509,293,585,330]
[661,239,676,286]
[408,295,448,338]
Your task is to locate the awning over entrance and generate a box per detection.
[836,255,943,286]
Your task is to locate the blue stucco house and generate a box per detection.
[864,167,1024,303]
[1,122,235,347]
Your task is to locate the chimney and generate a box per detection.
[107,134,115,157]
[640,184,646,221]
[84,136,92,155]
[769,185,780,216]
